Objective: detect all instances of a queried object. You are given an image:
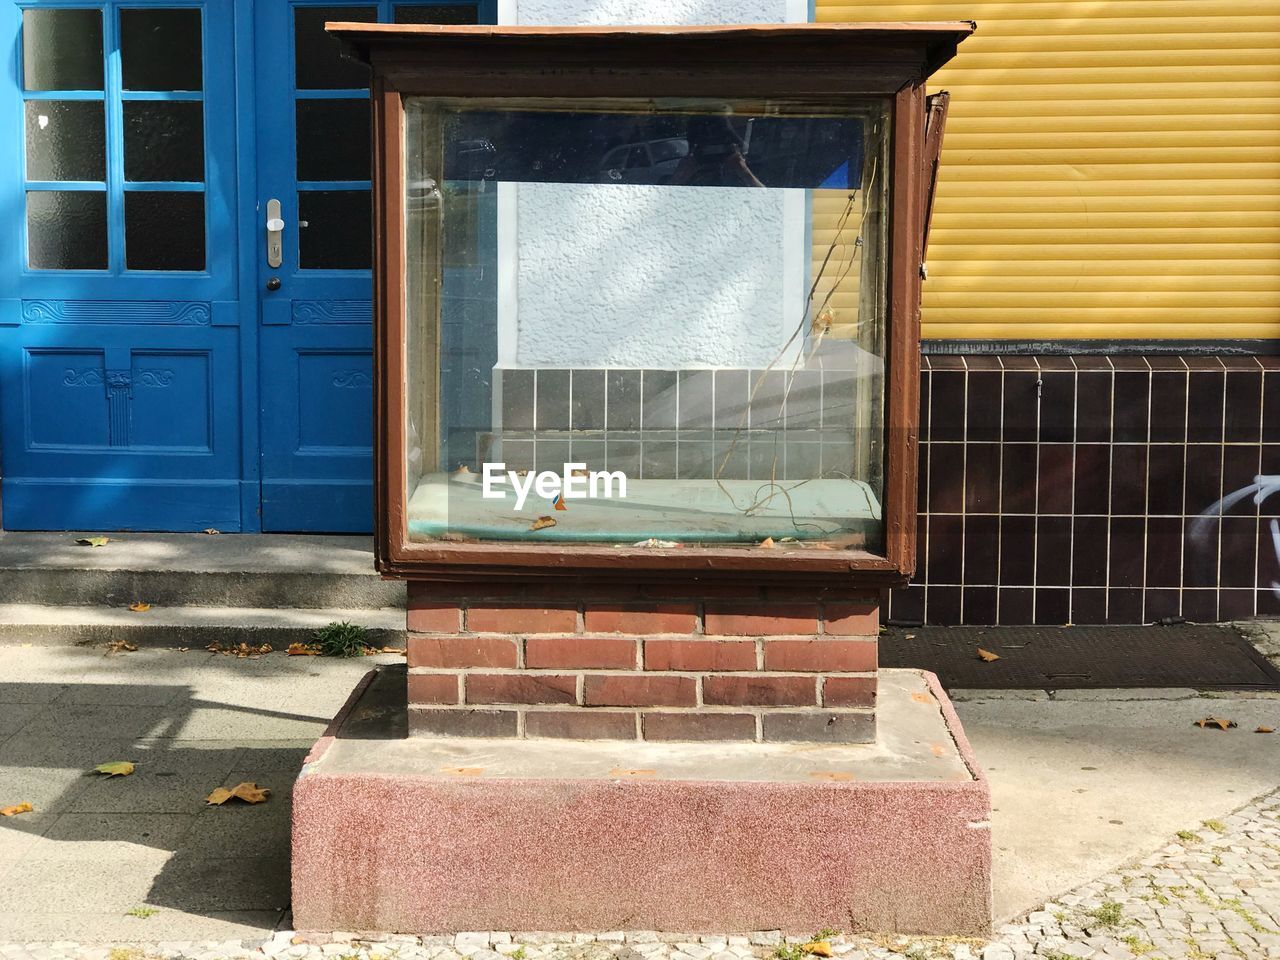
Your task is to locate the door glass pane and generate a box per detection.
[296,100,369,182]
[120,9,203,92]
[394,5,480,23]
[298,190,371,269]
[125,191,206,270]
[294,7,375,90]
[27,190,107,269]
[25,101,106,181]
[124,101,205,182]
[22,9,103,91]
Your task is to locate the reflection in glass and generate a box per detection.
[296,100,370,182]
[394,5,480,23]
[25,101,106,181]
[298,191,372,269]
[125,191,206,270]
[124,101,205,182]
[120,9,203,91]
[27,190,108,269]
[22,9,103,91]
[404,97,889,549]
[294,7,376,90]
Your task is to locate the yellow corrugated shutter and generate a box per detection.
[814,0,1280,341]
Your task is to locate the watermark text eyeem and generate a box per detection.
[481,462,628,511]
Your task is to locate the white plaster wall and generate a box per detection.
[496,0,809,371]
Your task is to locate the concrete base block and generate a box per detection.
[292,667,992,936]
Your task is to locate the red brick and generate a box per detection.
[762,711,874,744]
[525,636,636,670]
[704,603,819,636]
[702,675,817,707]
[406,603,461,634]
[643,638,755,672]
[822,676,877,708]
[407,672,461,704]
[408,635,517,669]
[823,600,879,636]
[407,707,517,738]
[466,605,578,634]
[466,674,577,705]
[643,713,756,742]
[525,710,637,740]
[583,674,696,708]
[583,604,698,634]
[763,639,876,673]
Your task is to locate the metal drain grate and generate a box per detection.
[878,625,1280,690]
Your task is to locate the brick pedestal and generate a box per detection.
[406,582,880,744]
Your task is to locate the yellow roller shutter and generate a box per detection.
[814,0,1280,341]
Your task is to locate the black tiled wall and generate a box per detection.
[890,355,1280,626]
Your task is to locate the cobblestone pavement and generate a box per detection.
[1,788,1277,960]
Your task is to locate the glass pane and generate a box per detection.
[27,190,107,269]
[22,9,103,91]
[296,99,370,181]
[124,101,205,182]
[25,101,105,181]
[394,5,480,23]
[298,190,371,269]
[295,7,375,90]
[125,191,206,270]
[403,96,889,550]
[120,9,202,91]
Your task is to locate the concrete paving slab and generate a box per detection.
[153,855,291,912]
[180,807,290,858]
[65,771,230,815]
[32,813,194,857]
[0,911,287,943]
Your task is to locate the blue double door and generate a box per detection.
[0,0,494,532]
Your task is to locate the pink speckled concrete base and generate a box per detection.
[292,670,992,936]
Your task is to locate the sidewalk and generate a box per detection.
[1,643,1277,957]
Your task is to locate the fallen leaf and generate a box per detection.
[801,942,833,957]
[202,528,220,535]
[1194,717,1238,730]
[759,537,776,549]
[379,646,407,655]
[205,782,270,806]
[451,464,473,477]
[531,516,557,531]
[105,639,138,655]
[129,602,151,612]
[94,761,135,777]
[0,802,33,817]
[286,642,319,657]
[1256,726,1275,734]
[977,648,1001,662]
[76,536,109,547]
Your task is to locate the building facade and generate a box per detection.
[2,0,1279,624]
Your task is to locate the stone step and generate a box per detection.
[0,532,405,609]
[0,603,407,648]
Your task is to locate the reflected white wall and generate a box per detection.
[495,0,809,371]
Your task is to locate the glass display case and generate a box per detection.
[334,22,972,584]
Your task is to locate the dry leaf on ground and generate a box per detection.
[129,602,151,612]
[1,802,33,817]
[759,537,776,549]
[977,648,1001,662]
[202,528,220,535]
[94,761,135,777]
[1194,717,1238,730]
[286,642,320,657]
[801,942,833,957]
[75,536,110,547]
[205,782,271,806]
[531,516,557,531]
[105,639,138,655]
[208,641,273,658]
[1257,726,1275,734]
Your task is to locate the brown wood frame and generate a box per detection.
[340,21,975,588]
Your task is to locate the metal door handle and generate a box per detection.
[266,198,284,268]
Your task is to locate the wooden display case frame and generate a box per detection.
[331,21,974,588]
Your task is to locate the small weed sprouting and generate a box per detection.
[1202,818,1227,834]
[1088,901,1124,927]
[512,948,528,960]
[1120,935,1155,956]
[313,621,373,658]
[1176,830,1199,842]
[125,905,157,919]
